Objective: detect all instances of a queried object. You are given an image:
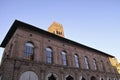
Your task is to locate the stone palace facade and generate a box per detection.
[0,20,120,80]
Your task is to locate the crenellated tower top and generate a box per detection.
[48,21,64,37]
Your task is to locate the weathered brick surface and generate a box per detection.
[0,21,120,80]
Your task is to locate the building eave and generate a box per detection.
[0,20,114,58]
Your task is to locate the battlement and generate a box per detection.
[48,21,64,37]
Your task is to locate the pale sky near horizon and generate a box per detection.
[0,0,120,62]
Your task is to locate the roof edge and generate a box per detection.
[0,20,115,58]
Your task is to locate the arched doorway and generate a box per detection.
[19,71,38,80]
[91,76,97,80]
[66,75,74,80]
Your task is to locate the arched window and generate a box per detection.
[93,58,97,70]
[81,77,85,80]
[90,76,97,80]
[100,61,103,70]
[107,77,111,80]
[61,51,67,66]
[48,74,56,80]
[46,73,58,80]
[46,47,53,64]
[66,75,74,80]
[84,56,89,69]
[24,42,34,60]
[113,78,117,80]
[100,77,104,80]
[19,71,38,80]
[100,60,105,72]
[80,76,85,80]
[74,54,79,67]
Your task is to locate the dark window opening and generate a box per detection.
[90,76,97,80]
[48,74,56,80]
[81,77,85,80]
[66,75,74,80]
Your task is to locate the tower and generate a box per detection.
[48,21,64,37]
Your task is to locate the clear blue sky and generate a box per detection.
[0,0,120,62]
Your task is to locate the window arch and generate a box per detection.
[19,71,38,80]
[113,78,117,80]
[107,77,111,80]
[90,76,97,80]
[100,77,104,80]
[101,78,104,80]
[100,60,105,71]
[61,51,67,66]
[46,47,53,64]
[66,75,74,80]
[46,73,58,80]
[84,56,89,69]
[74,54,79,67]
[80,76,85,80]
[24,42,34,60]
[48,74,56,80]
[93,58,97,70]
